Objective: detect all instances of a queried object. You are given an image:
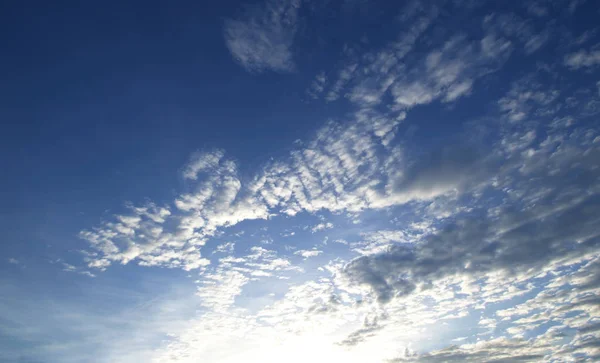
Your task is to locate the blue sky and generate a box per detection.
[2,0,600,361]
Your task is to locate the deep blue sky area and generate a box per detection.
[0,0,329,260]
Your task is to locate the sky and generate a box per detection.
[1,0,600,362]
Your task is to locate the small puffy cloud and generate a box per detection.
[214,242,235,254]
[311,222,333,233]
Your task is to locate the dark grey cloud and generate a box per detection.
[345,192,600,302]
[343,125,600,304]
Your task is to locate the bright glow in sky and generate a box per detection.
[2,0,600,362]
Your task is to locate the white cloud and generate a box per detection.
[196,270,249,312]
[311,222,333,233]
[325,63,358,101]
[224,0,301,73]
[498,76,560,122]
[565,49,600,69]
[294,249,323,258]
[214,242,235,254]
[324,25,511,110]
[351,230,411,256]
[392,33,511,108]
[182,150,225,180]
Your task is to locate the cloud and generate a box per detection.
[319,2,438,104]
[78,67,597,286]
[404,254,600,361]
[80,150,272,271]
[294,249,323,258]
[224,0,301,73]
[73,85,599,362]
[351,230,412,256]
[523,30,549,54]
[342,120,600,303]
[182,150,225,180]
[318,5,516,110]
[498,76,560,122]
[61,261,96,277]
[311,222,333,233]
[214,242,235,254]
[482,13,550,55]
[565,49,600,69]
[325,63,358,101]
[67,4,600,361]
[307,71,327,99]
[389,33,509,109]
[196,270,249,312]
[391,337,548,362]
